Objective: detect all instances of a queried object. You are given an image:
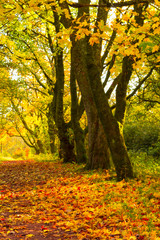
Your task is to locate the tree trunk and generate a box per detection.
[36,139,45,154]
[70,49,87,163]
[47,105,56,154]
[86,118,111,169]
[86,45,133,180]
[54,0,147,179]
[71,42,111,169]
[51,11,76,163]
[53,51,76,163]
[115,56,133,125]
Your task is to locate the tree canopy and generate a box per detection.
[0,0,160,180]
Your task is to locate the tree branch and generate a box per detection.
[138,97,160,105]
[103,54,116,88]
[68,0,152,8]
[126,67,155,100]
[110,66,155,110]
[20,61,47,90]
[106,73,122,98]
[101,30,116,69]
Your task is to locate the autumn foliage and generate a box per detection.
[0,0,160,180]
[0,0,160,237]
[0,160,159,239]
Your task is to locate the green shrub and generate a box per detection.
[31,153,60,162]
[129,150,160,178]
[124,122,160,155]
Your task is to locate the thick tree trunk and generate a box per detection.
[36,139,45,154]
[53,52,76,163]
[55,0,146,179]
[70,30,133,179]
[71,43,111,169]
[86,46,133,180]
[51,11,76,163]
[70,118,86,163]
[86,2,145,179]
[86,118,111,169]
[91,79,133,180]
[70,50,87,163]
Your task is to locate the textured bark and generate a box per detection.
[70,55,87,163]
[58,0,136,178]
[71,40,111,169]
[86,45,133,180]
[50,11,76,163]
[85,118,111,170]
[115,57,133,124]
[54,51,76,163]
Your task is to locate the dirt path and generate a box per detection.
[0,159,35,165]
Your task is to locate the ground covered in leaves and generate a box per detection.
[0,159,159,240]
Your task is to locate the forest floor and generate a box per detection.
[0,158,159,240]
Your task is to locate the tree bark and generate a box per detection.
[71,41,111,169]
[47,104,56,154]
[57,0,134,178]
[70,56,87,163]
[50,10,76,163]
[85,118,111,170]
[86,44,134,180]
[53,51,76,162]
[36,139,45,154]
[115,56,133,125]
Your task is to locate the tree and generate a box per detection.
[0,0,160,180]
[0,76,50,154]
[0,0,108,166]
[57,0,160,179]
[0,15,75,161]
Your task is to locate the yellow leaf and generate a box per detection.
[154,27,160,34]
[63,9,71,19]
[153,192,160,198]
[98,20,104,30]
[155,0,160,6]
[122,14,130,21]
[43,229,50,233]
[129,237,137,240]
[89,36,99,46]
[82,28,90,36]
[26,234,34,238]
[152,45,159,53]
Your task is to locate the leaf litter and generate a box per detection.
[0,160,159,240]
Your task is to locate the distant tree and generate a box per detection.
[0,78,49,154]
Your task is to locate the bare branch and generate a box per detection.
[138,97,160,105]
[110,67,155,110]
[106,73,122,98]
[103,54,116,88]
[126,67,155,100]
[101,30,116,69]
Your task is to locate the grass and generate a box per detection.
[129,151,160,179]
